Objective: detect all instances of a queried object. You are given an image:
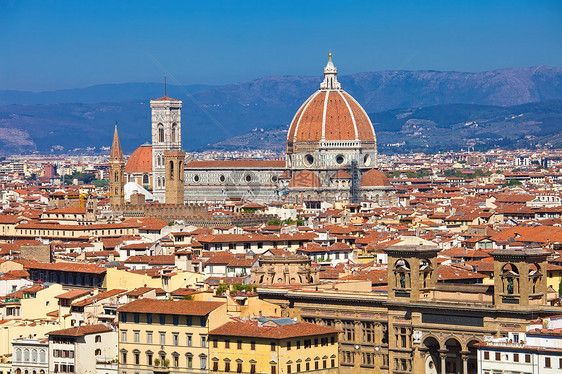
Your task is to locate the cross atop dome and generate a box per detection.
[320,51,341,90]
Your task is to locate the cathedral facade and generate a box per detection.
[122,55,396,207]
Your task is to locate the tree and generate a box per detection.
[503,179,522,187]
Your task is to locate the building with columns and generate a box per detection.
[257,244,560,374]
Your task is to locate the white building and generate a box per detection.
[48,324,117,374]
[12,337,49,374]
[477,315,562,374]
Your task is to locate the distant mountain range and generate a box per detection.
[210,100,562,153]
[0,66,561,154]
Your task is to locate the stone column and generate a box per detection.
[461,351,470,374]
[439,350,448,374]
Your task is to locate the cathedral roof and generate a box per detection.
[152,95,180,102]
[361,169,392,187]
[286,54,375,153]
[332,170,352,179]
[288,170,322,188]
[125,144,152,174]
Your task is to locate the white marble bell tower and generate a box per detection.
[150,88,182,203]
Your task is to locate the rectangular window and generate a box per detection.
[270,365,276,374]
[160,315,166,325]
[225,362,230,372]
[187,334,192,347]
[287,341,291,350]
[120,313,127,323]
[314,338,318,347]
[174,356,179,367]
[213,362,218,372]
[147,314,152,324]
[134,331,140,343]
[186,316,192,326]
[147,331,153,344]
[134,353,140,365]
[287,364,291,374]
[200,316,207,327]
[237,340,242,349]
[134,313,139,323]
[173,333,179,346]
[160,332,165,345]
[526,354,531,363]
[296,364,301,372]
[237,363,242,373]
[297,340,301,349]
[201,356,207,370]
[121,352,127,364]
[225,340,230,348]
[514,353,519,362]
[201,336,207,347]
[271,342,276,351]
[173,315,179,326]
[484,351,489,360]
[495,352,501,361]
[250,364,256,374]
[545,357,551,368]
[121,330,127,343]
[213,339,218,348]
[251,341,256,350]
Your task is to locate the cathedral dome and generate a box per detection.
[286,54,375,155]
[361,169,392,187]
[125,144,152,174]
[288,170,322,188]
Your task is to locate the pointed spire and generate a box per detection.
[110,122,123,160]
[320,51,341,90]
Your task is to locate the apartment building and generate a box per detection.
[116,299,228,374]
[47,324,117,374]
[208,317,339,374]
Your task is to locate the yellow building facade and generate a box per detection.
[209,318,339,374]
[117,299,229,374]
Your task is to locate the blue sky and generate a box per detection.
[1,0,561,91]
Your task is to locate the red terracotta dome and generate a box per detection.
[361,169,392,187]
[287,90,375,146]
[125,144,152,174]
[288,170,322,188]
[286,55,375,154]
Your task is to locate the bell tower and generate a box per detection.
[109,125,125,210]
[164,150,185,205]
[151,82,182,203]
[385,243,440,302]
[491,247,548,308]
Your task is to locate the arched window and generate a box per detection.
[95,349,102,356]
[169,161,174,179]
[24,349,30,362]
[171,123,177,143]
[158,124,164,143]
[16,348,22,362]
[95,335,102,343]
[142,174,149,185]
[32,349,37,362]
[39,350,46,363]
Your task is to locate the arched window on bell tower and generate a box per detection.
[171,123,177,143]
[158,124,164,143]
[169,160,174,179]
